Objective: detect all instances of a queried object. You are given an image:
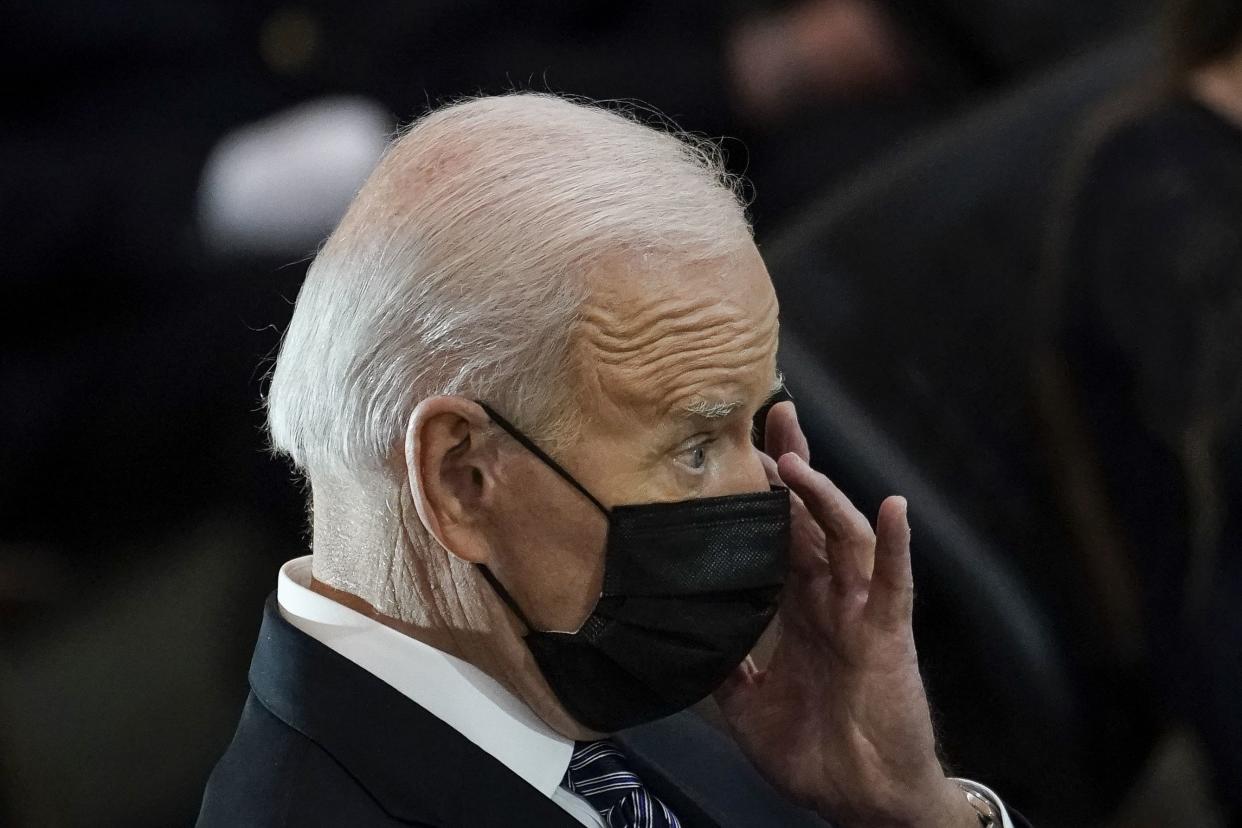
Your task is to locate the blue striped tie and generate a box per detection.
[563,740,682,828]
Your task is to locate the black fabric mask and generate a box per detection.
[475,402,790,733]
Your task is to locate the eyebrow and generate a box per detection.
[684,398,744,419]
[679,370,786,420]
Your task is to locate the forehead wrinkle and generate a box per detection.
[604,323,766,370]
[580,289,779,359]
[578,276,780,420]
[581,294,778,373]
[663,329,783,420]
[590,321,754,369]
[601,342,772,401]
[581,306,745,363]
[588,318,776,397]
[590,328,779,424]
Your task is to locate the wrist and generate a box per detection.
[940,779,985,828]
[905,776,981,828]
[836,774,976,828]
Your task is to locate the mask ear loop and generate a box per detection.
[476,565,538,630]
[473,401,609,514]
[472,401,610,635]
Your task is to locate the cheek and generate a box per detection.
[492,460,608,630]
[529,508,607,630]
[540,517,608,630]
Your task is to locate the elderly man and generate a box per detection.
[198,93,1024,827]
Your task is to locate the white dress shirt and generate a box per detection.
[276,556,605,827]
[277,556,1014,828]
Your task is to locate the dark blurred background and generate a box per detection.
[3,0,1240,825]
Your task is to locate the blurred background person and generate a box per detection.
[1036,0,1242,821]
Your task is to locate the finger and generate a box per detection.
[785,488,832,578]
[864,496,915,630]
[776,454,872,543]
[759,450,782,487]
[765,401,810,464]
[777,452,872,593]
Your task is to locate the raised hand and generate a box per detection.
[715,402,976,827]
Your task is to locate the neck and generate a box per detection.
[307,575,465,656]
[306,471,595,740]
[1189,48,1242,130]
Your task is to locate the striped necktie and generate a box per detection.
[563,740,682,828]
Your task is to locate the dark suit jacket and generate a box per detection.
[198,596,1020,827]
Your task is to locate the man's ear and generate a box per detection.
[406,396,497,564]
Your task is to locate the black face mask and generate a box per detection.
[475,402,790,733]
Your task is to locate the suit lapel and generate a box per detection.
[248,595,581,827]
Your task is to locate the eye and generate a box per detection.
[675,440,711,471]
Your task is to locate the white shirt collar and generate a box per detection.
[275,556,575,798]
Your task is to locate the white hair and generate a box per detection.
[266,93,752,484]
